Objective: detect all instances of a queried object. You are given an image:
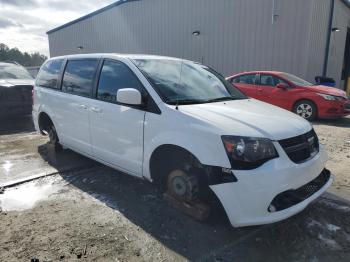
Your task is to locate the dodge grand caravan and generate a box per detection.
[32,54,333,227]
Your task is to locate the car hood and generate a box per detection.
[305,85,347,98]
[179,99,312,141]
[0,79,34,87]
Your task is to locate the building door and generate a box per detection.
[342,28,350,96]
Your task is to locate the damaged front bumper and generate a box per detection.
[210,143,332,227]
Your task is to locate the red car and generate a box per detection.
[226,71,350,120]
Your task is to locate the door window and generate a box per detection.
[260,75,288,87]
[97,60,144,103]
[36,59,64,89]
[231,74,257,85]
[62,59,98,97]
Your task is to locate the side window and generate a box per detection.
[97,60,144,103]
[260,75,289,87]
[232,74,257,85]
[62,59,98,97]
[36,59,63,89]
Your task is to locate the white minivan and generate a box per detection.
[32,54,333,227]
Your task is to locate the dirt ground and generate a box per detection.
[0,116,349,261]
[313,117,350,201]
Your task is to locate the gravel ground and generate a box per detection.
[313,116,350,201]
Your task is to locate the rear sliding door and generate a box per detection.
[59,59,99,155]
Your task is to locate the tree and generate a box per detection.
[0,43,47,67]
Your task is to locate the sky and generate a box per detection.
[0,0,116,56]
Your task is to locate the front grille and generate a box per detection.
[279,129,319,163]
[269,169,331,212]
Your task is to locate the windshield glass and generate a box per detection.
[132,59,246,105]
[280,73,313,87]
[0,64,33,80]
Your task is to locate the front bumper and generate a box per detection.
[318,100,350,118]
[210,143,332,227]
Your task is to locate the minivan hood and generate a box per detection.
[305,85,347,98]
[180,99,311,141]
[0,79,34,87]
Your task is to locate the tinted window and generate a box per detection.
[232,74,257,85]
[97,60,144,103]
[62,59,98,97]
[36,59,63,89]
[260,75,289,87]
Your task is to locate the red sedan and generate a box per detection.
[226,71,350,120]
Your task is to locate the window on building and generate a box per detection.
[36,59,63,89]
[97,60,144,103]
[62,59,98,97]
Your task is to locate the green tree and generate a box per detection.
[0,43,47,67]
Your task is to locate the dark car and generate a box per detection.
[0,62,34,118]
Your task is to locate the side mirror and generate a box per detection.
[276,83,288,90]
[117,88,142,105]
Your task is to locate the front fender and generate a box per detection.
[142,130,231,180]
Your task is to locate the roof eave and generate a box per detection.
[46,0,139,35]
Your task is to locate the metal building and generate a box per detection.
[47,0,350,94]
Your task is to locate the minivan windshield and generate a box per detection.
[0,64,33,80]
[132,59,247,105]
[280,73,313,87]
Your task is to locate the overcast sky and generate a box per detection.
[0,0,116,56]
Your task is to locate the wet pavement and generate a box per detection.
[0,116,96,186]
[0,169,350,261]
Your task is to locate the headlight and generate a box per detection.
[222,136,278,170]
[317,93,343,101]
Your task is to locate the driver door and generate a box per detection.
[89,59,145,176]
[258,74,290,109]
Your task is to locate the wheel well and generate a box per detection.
[38,112,53,135]
[293,99,318,115]
[149,144,202,188]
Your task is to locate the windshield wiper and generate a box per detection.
[166,99,206,105]
[204,97,236,103]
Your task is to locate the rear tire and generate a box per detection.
[293,100,317,121]
[48,124,62,152]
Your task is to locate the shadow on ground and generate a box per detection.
[313,116,350,128]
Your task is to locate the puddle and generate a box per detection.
[2,160,13,174]
[0,178,62,211]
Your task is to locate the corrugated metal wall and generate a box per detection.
[48,0,349,85]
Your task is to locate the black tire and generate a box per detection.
[293,100,317,121]
[48,124,62,152]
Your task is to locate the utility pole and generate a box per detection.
[323,0,335,77]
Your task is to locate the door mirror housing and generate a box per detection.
[117,88,142,105]
[276,83,288,90]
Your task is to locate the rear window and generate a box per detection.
[0,64,33,80]
[62,59,98,97]
[36,59,63,89]
[232,74,257,85]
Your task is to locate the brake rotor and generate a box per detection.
[167,169,199,203]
